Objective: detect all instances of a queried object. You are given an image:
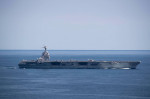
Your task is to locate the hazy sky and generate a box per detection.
[0,0,150,50]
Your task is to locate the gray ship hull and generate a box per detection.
[18,61,140,69]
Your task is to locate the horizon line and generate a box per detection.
[0,49,150,51]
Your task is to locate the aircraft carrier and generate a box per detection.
[18,46,140,69]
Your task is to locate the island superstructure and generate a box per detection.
[18,46,140,69]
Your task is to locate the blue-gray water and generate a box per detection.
[0,50,150,99]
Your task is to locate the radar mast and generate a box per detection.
[43,46,47,51]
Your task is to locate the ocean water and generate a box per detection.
[0,50,150,99]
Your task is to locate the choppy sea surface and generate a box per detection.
[0,50,150,99]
